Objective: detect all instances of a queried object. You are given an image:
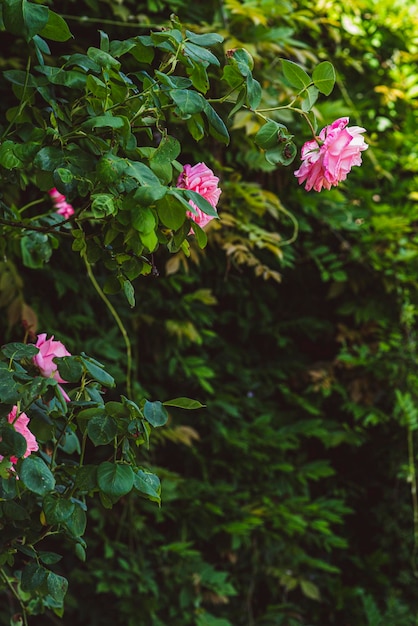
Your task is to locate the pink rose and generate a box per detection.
[33,333,71,401]
[48,188,75,219]
[177,163,221,230]
[0,406,39,465]
[294,117,368,192]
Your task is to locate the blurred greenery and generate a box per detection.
[1,0,418,624]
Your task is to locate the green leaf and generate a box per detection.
[203,102,230,145]
[39,9,72,42]
[87,414,117,446]
[21,562,48,592]
[265,141,297,166]
[183,42,220,67]
[74,465,98,492]
[2,0,48,40]
[96,153,127,183]
[43,494,75,525]
[180,189,218,218]
[1,342,38,359]
[65,502,87,537]
[246,74,261,109]
[188,61,210,93]
[132,207,156,233]
[123,279,136,307]
[80,356,115,388]
[281,59,311,90]
[20,456,55,495]
[91,193,117,218]
[229,48,254,76]
[87,46,121,70]
[254,121,288,150]
[163,397,206,409]
[0,367,20,403]
[143,400,168,427]
[47,571,68,604]
[300,579,321,600]
[97,462,134,498]
[0,140,23,169]
[56,356,83,383]
[157,194,187,230]
[185,30,223,46]
[21,231,52,268]
[39,551,62,565]
[134,469,161,503]
[301,85,320,112]
[33,146,65,171]
[312,61,336,96]
[36,65,86,89]
[0,425,27,459]
[170,89,206,117]
[192,221,208,248]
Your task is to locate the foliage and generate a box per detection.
[1,0,418,624]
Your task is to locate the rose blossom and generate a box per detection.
[48,188,75,219]
[294,117,368,192]
[177,162,221,230]
[33,333,72,401]
[0,406,38,465]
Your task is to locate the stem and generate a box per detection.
[60,14,164,29]
[0,217,74,237]
[83,256,133,397]
[1,57,31,140]
[408,425,418,576]
[0,568,28,626]
[278,205,299,246]
[18,198,46,215]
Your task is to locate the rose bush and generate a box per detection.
[0,3,368,623]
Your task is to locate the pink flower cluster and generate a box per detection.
[0,406,39,467]
[177,163,221,230]
[1,334,72,470]
[294,117,368,192]
[33,333,72,402]
[48,188,75,219]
